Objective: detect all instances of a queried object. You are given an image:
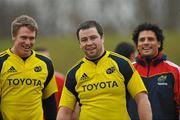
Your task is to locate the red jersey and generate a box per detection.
[128,52,180,119]
[55,71,64,110]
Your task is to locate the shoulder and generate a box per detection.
[67,60,84,78]
[0,49,10,57]
[34,51,53,64]
[132,61,138,67]
[108,51,135,81]
[0,50,6,56]
[34,51,55,73]
[0,50,10,72]
[164,60,179,68]
[164,60,180,72]
[35,51,51,60]
[0,50,10,62]
[108,51,134,70]
[108,51,131,63]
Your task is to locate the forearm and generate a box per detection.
[56,107,73,120]
[72,102,80,120]
[135,92,152,120]
[137,99,152,120]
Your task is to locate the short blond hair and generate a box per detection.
[11,15,38,37]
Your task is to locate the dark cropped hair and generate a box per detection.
[132,23,164,51]
[114,42,135,59]
[76,20,104,40]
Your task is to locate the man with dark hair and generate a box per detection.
[0,15,57,120]
[128,22,180,120]
[57,20,152,120]
[114,42,136,62]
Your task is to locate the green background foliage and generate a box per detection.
[1,32,179,74]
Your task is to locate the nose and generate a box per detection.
[24,39,31,44]
[86,39,93,45]
[143,38,150,44]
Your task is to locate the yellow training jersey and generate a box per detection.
[60,51,147,120]
[0,49,57,120]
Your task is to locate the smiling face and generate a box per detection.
[11,26,36,58]
[137,30,160,58]
[79,27,105,60]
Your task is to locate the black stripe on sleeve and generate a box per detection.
[65,61,84,102]
[0,54,9,73]
[36,54,54,88]
[109,54,133,86]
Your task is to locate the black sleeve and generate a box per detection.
[42,93,57,120]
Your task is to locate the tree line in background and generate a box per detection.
[0,0,180,37]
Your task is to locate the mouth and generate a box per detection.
[85,46,96,51]
[22,45,31,51]
[142,46,152,51]
[141,47,153,55]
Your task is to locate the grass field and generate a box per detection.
[0,32,179,74]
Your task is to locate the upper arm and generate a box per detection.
[43,74,57,99]
[109,54,134,86]
[127,70,147,98]
[173,66,180,109]
[60,62,83,109]
[175,66,180,100]
[109,54,147,97]
[36,54,57,99]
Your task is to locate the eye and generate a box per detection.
[148,37,155,41]
[80,37,88,43]
[90,35,98,40]
[21,36,28,40]
[139,37,145,42]
[29,37,35,41]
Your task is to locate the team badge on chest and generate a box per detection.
[34,66,42,72]
[106,67,115,74]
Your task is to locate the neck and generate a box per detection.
[10,47,32,58]
[86,51,106,63]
